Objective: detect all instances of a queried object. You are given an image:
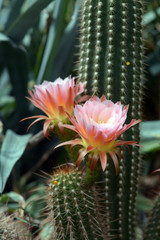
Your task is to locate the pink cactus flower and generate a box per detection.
[21,76,86,138]
[55,95,141,173]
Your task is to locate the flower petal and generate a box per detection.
[54,139,83,150]
[109,151,119,175]
[43,119,52,139]
[20,115,48,122]
[99,152,107,171]
[76,149,88,167]
[90,153,99,171]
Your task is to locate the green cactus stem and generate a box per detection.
[78,0,144,239]
[42,165,104,240]
[53,124,81,163]
[144,193,160,240]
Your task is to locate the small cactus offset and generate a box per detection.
[40,165,104,240]
[144,193,160,240]
[78,0,144,239]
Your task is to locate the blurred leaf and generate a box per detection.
[5,0,24,30]
[0,191,25,204]
[0,69,11,96]
[137,195,153,212]
[51,0,82,80]
[147,47,160,77]
[36,0,69,84]
[140,121,160,141]
[0,33,29,117]
[141,140,160,153]
[0,130,32,193]
[140,121,160,153]
[136,227,143,240]
[143,7,160,25]
[5,0,54,43]
[25,183,45,219]
[0,96,16,117]
[38,223,54,240]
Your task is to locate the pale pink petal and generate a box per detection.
[75,95,90,104]
[99,152,107,171]
[60,123,78,134]
[113,140,139,148]
[150,169,160,175]
[45,89,58,110]
[58,122,65,135]
[43,119,52,139]
[90,154,99,171]
[86,145,96,152]
[66,86,74,109]
[115,148,121,161]
[116,119,141,137]
[76,149,88,167]
[54,139,83,150]
[20,115,48,122]
[100,95,106,102]
[26,117,47,132]
[109,151,119,175]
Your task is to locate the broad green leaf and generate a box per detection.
[5,0,54,43]
[0,130,32,193]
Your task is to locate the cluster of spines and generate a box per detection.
[78,0,144,239]
[78,0,94,91]
[0,212,31,240]
[144,193,160,240]
[42,165,104,240]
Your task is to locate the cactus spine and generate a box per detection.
[78,0,144,239]
[42,165,104,240]
[0,212,31,240]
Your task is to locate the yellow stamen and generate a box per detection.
[53,180,58,185]
[126,61,131,66]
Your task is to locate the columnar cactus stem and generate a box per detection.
[78,0,144,239]
[42,165,104,240]
[144,193,160,240]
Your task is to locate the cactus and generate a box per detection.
[41,165,105,240]
[0,211,31,240]
[144,193,160,240]
[78,0,144,239]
